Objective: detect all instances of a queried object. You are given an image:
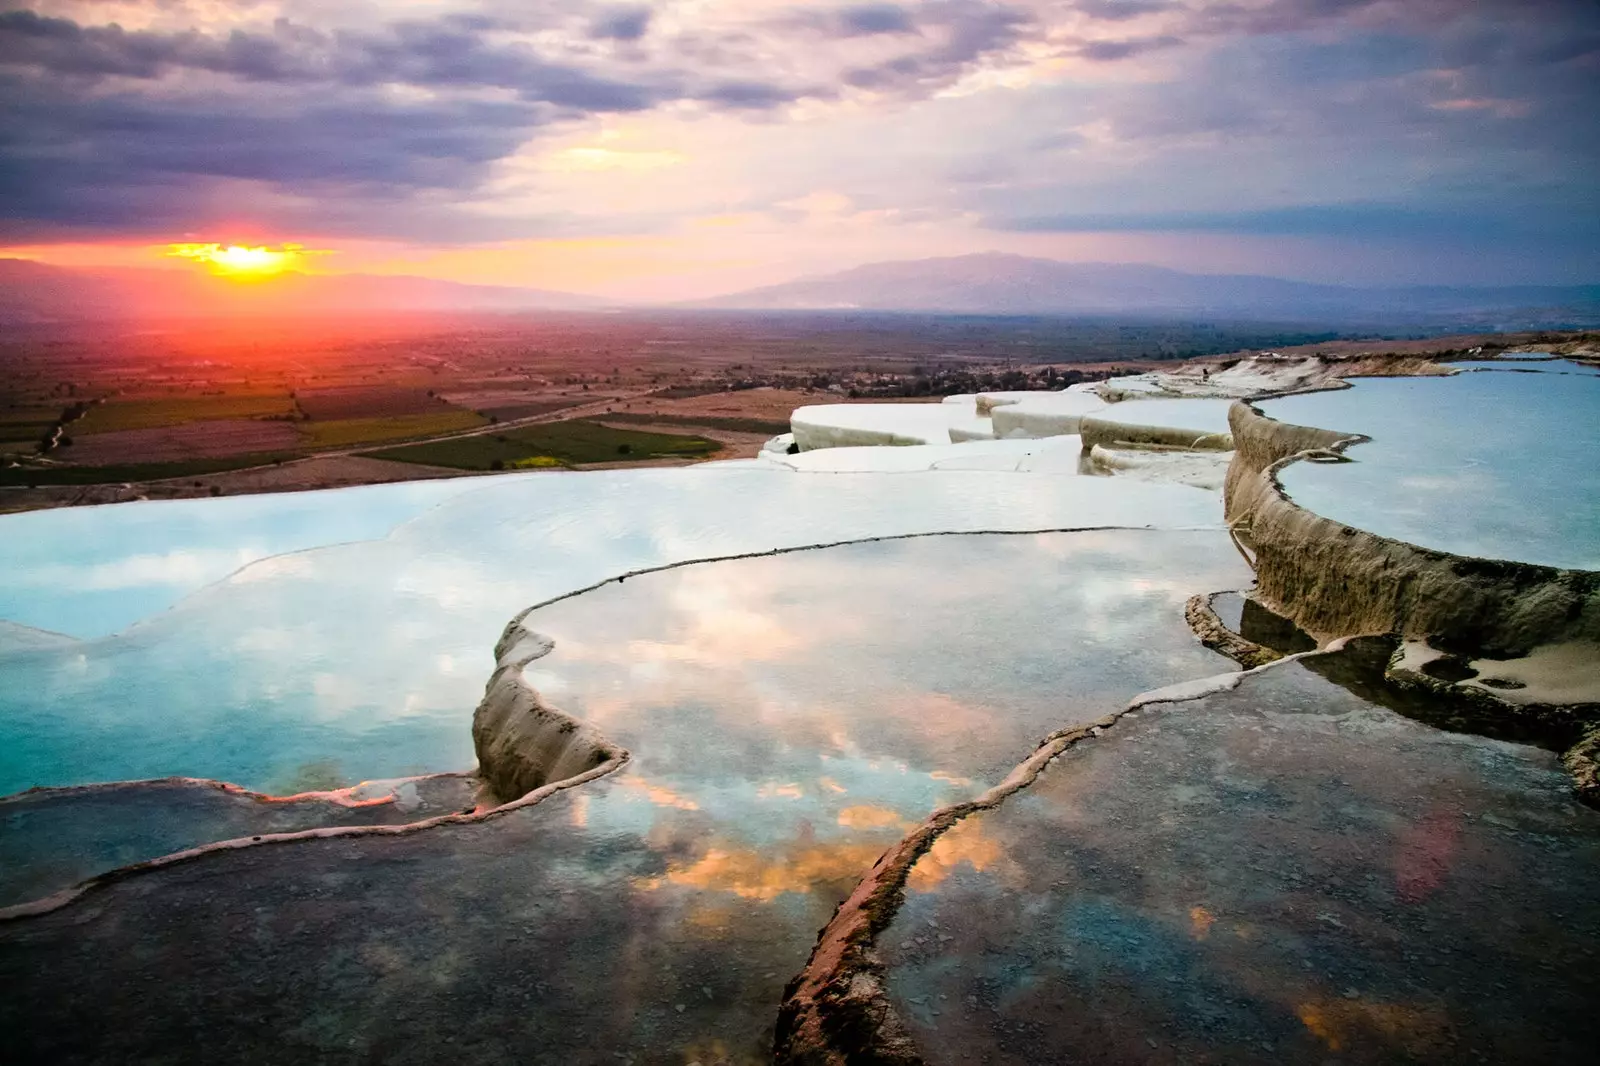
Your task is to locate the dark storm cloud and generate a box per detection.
[1,0,1597,255]
[697,79,816,109]
[976,1,1600,259]
[0,72,645,245]
[1189,0,1600,39]
[0,65,552,240]
[0,4,830,239]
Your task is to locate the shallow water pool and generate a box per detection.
[0,476,491,638]
[1259,369,1600,569]
[0,466,1225,795]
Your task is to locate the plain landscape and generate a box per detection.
[5,287,1596,512]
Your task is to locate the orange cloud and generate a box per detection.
[836,805,911,830]
[907,816,1011,892]
[617,775,701,811]
[643,841,892,901]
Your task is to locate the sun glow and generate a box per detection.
[166,242,318,277]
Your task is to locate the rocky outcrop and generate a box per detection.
[1562,724,1600,807]
[473,622,625,806]
[1224,401,1600,657]
[1184,592,1283,669]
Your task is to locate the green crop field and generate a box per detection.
[0,452,302,487]
[592,413,792,435]
[365,419,721,470]
[301,410,488,449]
[76,395,297,434]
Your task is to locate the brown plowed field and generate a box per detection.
[62,419,304,464]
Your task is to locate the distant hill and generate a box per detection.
[7,253,1598,326]
[0,259,609,322]
[689,253,1600,323]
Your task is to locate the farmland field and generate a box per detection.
[293,386,455,421]
[592,412,792,436]
[0,409,59,447]
[366,419,721,469]
[75,395,296,434]
[301,410,488,449]
[61,419,305,464]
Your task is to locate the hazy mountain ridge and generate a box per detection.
[690,253,1600,321]
[5,253,1598,325]
[0,259,607,322]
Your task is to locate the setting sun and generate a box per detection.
[166,242,315,277]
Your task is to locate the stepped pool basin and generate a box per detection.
[1258,366,1600,570]
[0,465,1224,797]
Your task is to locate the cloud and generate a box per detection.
[1074,33,1184,61]
[0,2,1044,242]
[1075,0,1177,20]
[989,203,1600,245]
[836,4,918,36]
[837,1,1031,91]
[590,5,651,41]
[0,0,1596,284]
[0,10,665,108]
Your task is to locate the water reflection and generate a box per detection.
[0,477,486,638]
[883,655,1600,1064]
[0,467,1224,795]
[1445,357,1600,376]
[1260,371,1600,569]
[0,530,1250,1062]
[519,532,1246,889]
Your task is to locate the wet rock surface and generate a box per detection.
[880,654,1600,1064]
[0,774,480,909]
[0,783,802,1066]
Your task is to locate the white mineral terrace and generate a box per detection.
[787,368,1252,474]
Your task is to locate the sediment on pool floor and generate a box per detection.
[773,669,1252,1065]
[777,646,1600,1064]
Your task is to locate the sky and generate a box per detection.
[1,0,1597,300]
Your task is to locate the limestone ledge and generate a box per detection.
[1223,399,1600,658]
[1080,411,1233,453]
[474,620,626,805]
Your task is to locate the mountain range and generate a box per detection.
[690,254,1600,321]
[3,253,1597,325]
